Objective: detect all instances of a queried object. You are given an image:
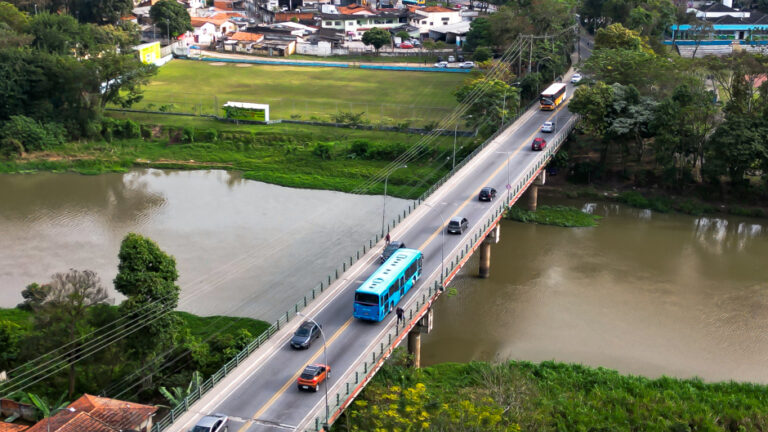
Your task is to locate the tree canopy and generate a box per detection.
[149,0,192,39]
[362,27,391,53]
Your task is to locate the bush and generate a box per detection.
[728,206,766,218]
[199,128,219,142]
[313,142,333,159]
[473,46,492,62]
[350,139,370,158]
[140,124,153,139]
[122,120,141,139]
[182,127,195,143]
[0,138,24,159]
[0,116,64,151]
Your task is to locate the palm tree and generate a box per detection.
[158,371,202,407]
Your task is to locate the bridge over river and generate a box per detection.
[156,44,588,432]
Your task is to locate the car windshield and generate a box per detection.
[192,426,212,432]
[301,367,319,379]
[449,220,460,226]
[295,327,310,337]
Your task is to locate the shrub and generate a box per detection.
[473,46,492,62]
[140,124,153,139]
[122,120,141,139]
[313,142,333,159]
[617,191,649,208]
[199,128,218,142]
[182,127,195,143]
[1,115,64,151]
[350,139,370,158]
[0,138,24,159]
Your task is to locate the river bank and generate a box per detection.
[336,351,768,431]
[0,114,473,200]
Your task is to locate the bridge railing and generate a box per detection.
[303,114,580,431]
[150,100,567,432]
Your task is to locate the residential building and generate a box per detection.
[408,5,462,35]
[671,0,768,40]
[189,14,241,44]
[428,20,470,45]
[318,4,407,40]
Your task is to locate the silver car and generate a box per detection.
[191,414,228,432]
[541,121,554,133]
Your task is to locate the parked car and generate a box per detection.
[433,61,448,68]
[457,55,465,62]
[447,217,468,234]
[290,320,321,349]
[531,137,547,151]
[399,42,414,49]
[478,187,497,201]
[409,39,421,46]
[190,414,228,432]
[297,364,330,392]
[459,61,474,68]
[448,55,456,62]
[436,55,444,62]
[541,121,554,133]
[381,240,406,263]
[571,73,582,83]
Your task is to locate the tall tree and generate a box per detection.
[114,233,182,367]
[361,27,391,54]
[30,269,110,398]
[70,0,131,24]
[464,17,491,51]
[594,23,650,52]
[0,320,22,371]
[705,116,768,187]
[455,77,519,137]
[149,0,192,40]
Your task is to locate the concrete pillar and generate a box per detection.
[408,330,421,368]
[526,184,538,212]
[479,242,491,278]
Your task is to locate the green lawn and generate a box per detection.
[130,60,467,123]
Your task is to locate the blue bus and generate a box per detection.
[354,248,423,322]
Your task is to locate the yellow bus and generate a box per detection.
[539,83,567,110]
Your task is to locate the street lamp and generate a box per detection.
[496,151,512,204]
[48,407,75,432]
[501,88,508,128]
[423,203,446,288]
[381,165,407,237]
[297,312,329,429]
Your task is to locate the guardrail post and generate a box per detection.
[337,394,340,406]
[171,409,176,423]
[286,311,289,322]
[355,371,359,383]
[304,296,307,307]
[335,269,338,279]
[295,304,299,313]
[357,251,360,260]
[276,319,280,331]
[343,262,346,271]
[347,382,350,395]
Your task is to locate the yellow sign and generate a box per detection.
[134,42,161,64]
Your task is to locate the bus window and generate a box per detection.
[355,292,379,305]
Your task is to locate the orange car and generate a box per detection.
[297,364,330,392]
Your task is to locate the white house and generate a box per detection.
[408,6,462,35]
[189,15,239,45]
[319,5,407,40]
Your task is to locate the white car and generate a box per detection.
[541,121,554,133]
[191,414,228,432]
[459,61,475,69]
[433,61,448,68]
[448,55,456,62]
[571,73,582,83]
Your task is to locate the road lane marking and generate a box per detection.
[237,317,355,432]
[418,105,566,251]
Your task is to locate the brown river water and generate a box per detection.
[2,170,767,383]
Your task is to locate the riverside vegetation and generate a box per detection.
[334,349,768,431]
[505,205,600,227]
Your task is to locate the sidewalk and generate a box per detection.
[197,50,436,68]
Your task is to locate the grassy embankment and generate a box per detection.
[0,114,473,198]
[506,204,601,227]
[0,307,269,341]
[128,60,467,124]
[336,351,768,431]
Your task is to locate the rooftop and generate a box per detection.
[24,395,156,432]
[229,31,264,41]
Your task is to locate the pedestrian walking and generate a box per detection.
[385,232,391,245]
[396,307,404,325]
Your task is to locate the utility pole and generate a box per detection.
[528,35,533,73]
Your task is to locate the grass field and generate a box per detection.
[129,60,468,125]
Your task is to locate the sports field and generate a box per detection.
[131,60,469,126]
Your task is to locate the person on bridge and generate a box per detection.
[385,232,391,245]
[396,307,404,325]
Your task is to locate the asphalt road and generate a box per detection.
[174,33,593,432]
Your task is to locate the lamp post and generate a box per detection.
[501,88,508,128]
[297,312,329,429]
[165,19,170,45]
[48,407,75,432]
[381,165,407,237]
[423,203,446,287]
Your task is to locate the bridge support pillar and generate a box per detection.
[408,330,421,368]
[525,171,546,212]
[478,224,499,278]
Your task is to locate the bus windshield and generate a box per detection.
[355,292,379,305]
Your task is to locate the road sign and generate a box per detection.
[506,184,511,190]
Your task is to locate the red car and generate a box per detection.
[399,42,414,49]
[531,137,547,151]
[297,364,330,392]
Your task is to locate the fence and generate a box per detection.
[149,98,577,432]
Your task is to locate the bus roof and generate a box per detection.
[541,83,567,96]
[356,248,422,296]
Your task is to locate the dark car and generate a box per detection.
[381,241,406,263]
[447,217,468,234]
[190,414,228,432]
[290,321,321,349]
[297,363,330,392]
[478,187,497,201]
[436,55,444,62]
[531,137,547,151]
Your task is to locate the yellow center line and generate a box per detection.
[238,317,355,431]
[418,104,566,251]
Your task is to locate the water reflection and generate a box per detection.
[422,197,768,383]
[0,170,408,320]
